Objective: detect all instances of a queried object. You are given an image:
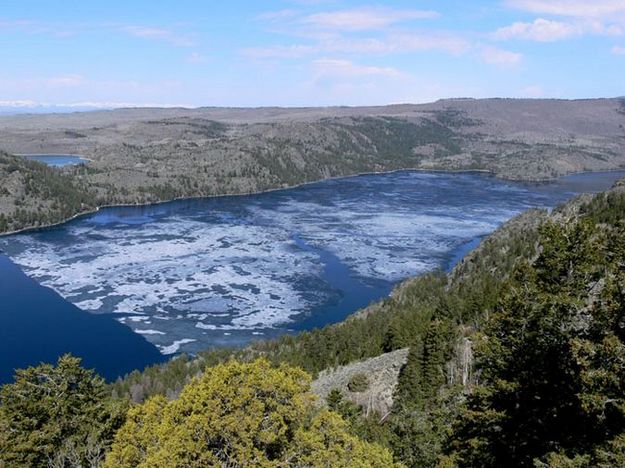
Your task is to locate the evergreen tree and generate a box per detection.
[446,220,625,466]
[0,354,128,468]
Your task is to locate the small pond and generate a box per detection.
[21,154,89,167]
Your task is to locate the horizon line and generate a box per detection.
[1,96,623,115]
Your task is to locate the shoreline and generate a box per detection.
[2,166,623,363]
[2,165,624,238]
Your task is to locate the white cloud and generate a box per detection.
[0,18,77,36]
[493,17,623,42]
[0,99,40,108]
[312,58,405,78]
[282,64,484,107]
[288,0,335,5]
[123,26,195,47]
[302,7,439,31]
[373,33,470,55]
[247,4,521,74]
[0,19,201,47]
[256,9,300,22]
[612,45,625,55]
[242,44,317,59]
[506,0,625,18]
[243,33,469,59]
[295,60,433,106]
[493,18,579,41]
[479,45,523,67]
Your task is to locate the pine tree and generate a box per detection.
[446,220,625,466]
[0,354,127,467]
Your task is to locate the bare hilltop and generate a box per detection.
[0,97,624,233]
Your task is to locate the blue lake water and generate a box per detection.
[0,254,164,383]
[1,169,624,382]
[21,154,88,167]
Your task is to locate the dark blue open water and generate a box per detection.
[1,169,624,383]
[0,255,164,383]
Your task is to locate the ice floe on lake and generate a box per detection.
[2,170,614,355]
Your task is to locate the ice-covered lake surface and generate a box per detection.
[2,170,625,357]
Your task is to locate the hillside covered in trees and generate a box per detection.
[1,98,624,234]
[2,180,625,467]
[0,152,101,233]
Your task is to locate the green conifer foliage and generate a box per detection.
[0,354,127,468]
[447,220,625,466]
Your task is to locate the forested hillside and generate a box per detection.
[0,357,398,467]
[0,152,101,233]
[2,181,625,467]
[110,180,625,466]
[1,98,624,234]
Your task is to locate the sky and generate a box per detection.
[0,0,624,109]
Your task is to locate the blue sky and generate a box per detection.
[0,0,624,108]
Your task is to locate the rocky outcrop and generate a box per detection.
[312,348,409,417]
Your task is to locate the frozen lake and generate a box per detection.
[1,169,624,374]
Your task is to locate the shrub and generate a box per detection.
[348,373,370,393]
